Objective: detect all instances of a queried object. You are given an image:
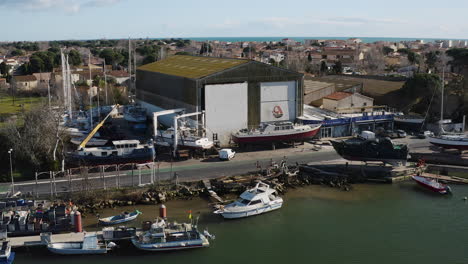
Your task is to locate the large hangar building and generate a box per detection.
[136,55,304,146]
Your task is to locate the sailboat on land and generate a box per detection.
[428,69,468,150]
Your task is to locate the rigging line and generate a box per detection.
[420,84,438,131]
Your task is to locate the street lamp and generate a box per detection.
[8,149,14,194]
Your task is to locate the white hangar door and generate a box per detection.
[260,81,296,122]
[205,82,248,146]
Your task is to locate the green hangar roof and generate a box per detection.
[137,55,249,79]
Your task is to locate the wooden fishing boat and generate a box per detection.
[98,210,141,225]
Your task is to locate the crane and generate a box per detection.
[78,105,119,150]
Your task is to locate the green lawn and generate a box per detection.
[0,94,45,115]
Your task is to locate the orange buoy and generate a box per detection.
[74,211,82,233]
[159,204,167,218]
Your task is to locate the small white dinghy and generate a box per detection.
[213,181,283,219]
[47,233,115,255]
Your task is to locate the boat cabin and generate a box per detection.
[77,140,145,157]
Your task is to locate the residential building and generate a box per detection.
[11,75,38,91]
[108,70,130,84]
[322,92,374,113]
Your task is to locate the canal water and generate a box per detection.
[15,183,468,264]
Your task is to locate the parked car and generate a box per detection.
[416,131,434,139]
[395,130,407,138]
[381,130,398,139]
[219,149,236,161]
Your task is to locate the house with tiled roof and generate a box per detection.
[108,70,130,84]
[323,92,373,113]
[11,75,38,91]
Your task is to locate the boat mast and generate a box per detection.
[104,60,108,105]
[89,52,93,129]
[440,66,445,134]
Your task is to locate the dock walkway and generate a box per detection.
[421,173,468,185]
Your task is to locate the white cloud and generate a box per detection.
[0,0,122,13]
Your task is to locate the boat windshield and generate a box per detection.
[237,199,250,205]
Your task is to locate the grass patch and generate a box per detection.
[0,94,45,115]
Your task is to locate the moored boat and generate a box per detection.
[124,105,147,123]
[66,140,155,167]
[412,175,451,194]
[131,219,210,252]
[98,210,141,225]
[428,134,468,151]
[70,137,108,147]
[213,181,283,219]
[0,240,15,264]
[331,131,410,166]
[47,233,115,255]
[155,128,214,150]
[232,122,321,144]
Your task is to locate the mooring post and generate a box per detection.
[53,171,57,196]
[35,172,38,198]
[117,165,120,189]
[131,164,134,187]
[49,171,53,197]
[138,167,142,186]
[68,169,72,194]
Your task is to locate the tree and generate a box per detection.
[29,55,45,73]
[333,61,343,74]
[407,51,422,66]
[320,61,328,74]
[199,43,212,55]
[397,48,409,54]
[11,49,24,56]
[425,51,440,72]
[307,53,312,63]
[68,49,82,66]
[99,48,124,66]
[0,62,9,76]
[382,46,394,55]
[142,54,157,65]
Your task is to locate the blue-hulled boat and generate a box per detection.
[98,210,141,225]
[0,241,14,264]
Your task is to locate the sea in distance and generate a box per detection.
[186,36,468,43]
[14,183,468,264]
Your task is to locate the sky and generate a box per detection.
[1,0,468,41]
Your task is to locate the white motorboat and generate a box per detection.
[47,233,115,255]
[70,137,108,146]
[214,181,283,219]
[131,219,210,251]
[155,128,214,150]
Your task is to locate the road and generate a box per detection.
[10,149,342,196]
[8,137,431,197]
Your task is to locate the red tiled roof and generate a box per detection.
[324,92,352,101]
[108,70,129,78]
[13,75,37,82]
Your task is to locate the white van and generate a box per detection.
[219,149,236,161]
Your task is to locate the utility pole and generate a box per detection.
[104,61,108,105]
[8,149,14,195]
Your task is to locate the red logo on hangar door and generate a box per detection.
[272,105,284,118]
